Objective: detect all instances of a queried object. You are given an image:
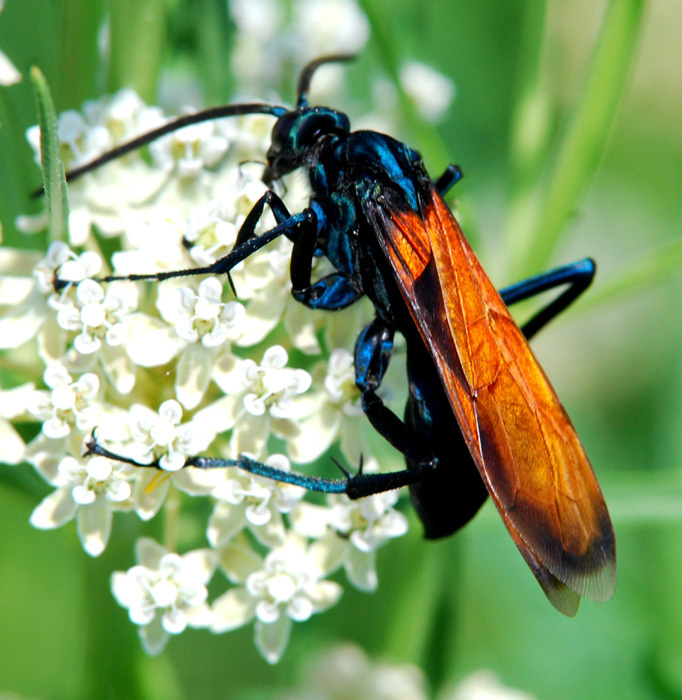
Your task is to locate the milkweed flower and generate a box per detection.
[30,454,134,556]
[0,381,35,465]
[207,453,306,548]
[111,538,216,654]
[291,459,409,591]
[211,533,342,663]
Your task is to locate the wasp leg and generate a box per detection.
[230,190,296,246]
[434,164,463,195]
[353,318,439,470]
[499,258,596,340]
[288,203,364,310]
[66,191,314,289]
[85,425,421,499]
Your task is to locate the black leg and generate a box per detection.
[289,216,363,310]
[353,318,438,468]
[232,190,295,247]
[435,164,463,196]
[499,258,596,340]
[54,193,315,290]
[85,431,426,499]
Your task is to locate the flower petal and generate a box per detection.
[135,537,168,568]
[305,580,343,613]
[287,403,341,463]
[134,472,170,521]
[0,419,26,464]
[0,294,45,348]
[235,287,286,347]
[217,539,264,583]
[346,549,378,592]
[284,302,320,355]
[100,343,137,394]
[125,314,180,367]
[0,382,35,419]
[289,502,332,538]
[29,487,78,529]
[193,395,239,434]
[176,343,212,409]
[211,588,257,632]
[254,615,292,665]
[140,615,169,656]
[208,501,248,548]
[309,533,350,578]
[77,497,112,556]
[180,548,217,585]
[24,433,68,484]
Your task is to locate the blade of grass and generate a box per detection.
[506,3,552,189]
[380,516,462,688]
[468,471,682,526]
[58,0,106,108]
[502,2,552,279]
[29,67,69,243]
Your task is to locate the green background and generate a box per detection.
[1,0,681,698]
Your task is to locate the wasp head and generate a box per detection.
[263,107,350,185]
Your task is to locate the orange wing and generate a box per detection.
[366,186,615,615]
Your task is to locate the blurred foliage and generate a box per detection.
[1,0,682,698]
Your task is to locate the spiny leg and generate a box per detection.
[83,259,595,500]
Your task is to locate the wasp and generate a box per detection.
[68,55,615,615]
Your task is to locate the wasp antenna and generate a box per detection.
[31,102,288,197]
[296,54,356,108]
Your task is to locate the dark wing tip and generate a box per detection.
[510,504,616,614]
[544,580,582,618]
[516,530,580,616]
[564,535,617,604]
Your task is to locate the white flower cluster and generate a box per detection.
[0,0,437,664]
[272,645,537,700]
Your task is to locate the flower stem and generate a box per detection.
[107,0,166,100]
[507,0,647,279]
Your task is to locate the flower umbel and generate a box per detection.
[128,399,212,471]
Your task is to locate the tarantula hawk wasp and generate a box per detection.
[55,55,615,616]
